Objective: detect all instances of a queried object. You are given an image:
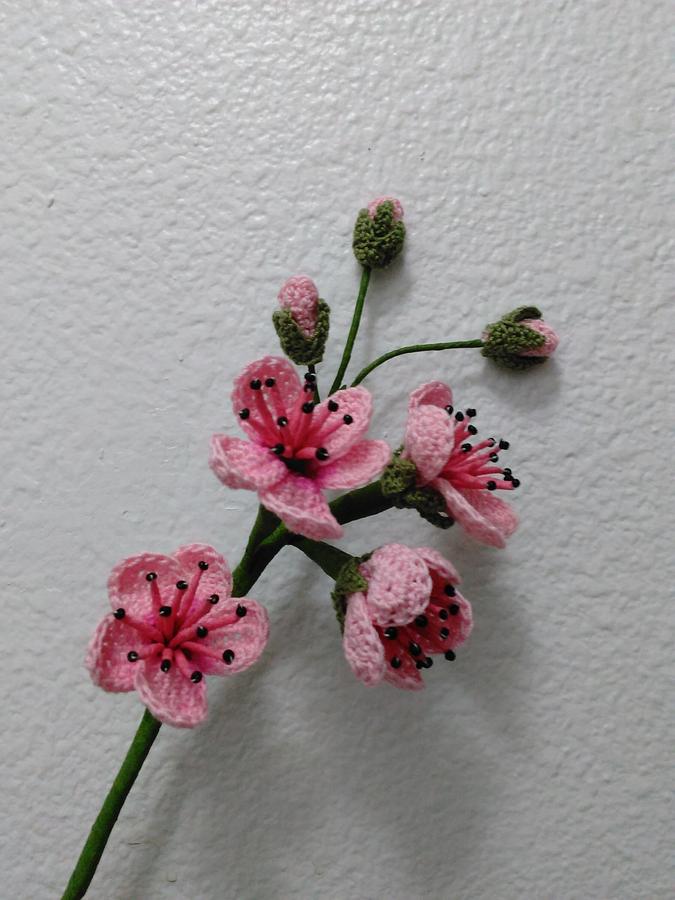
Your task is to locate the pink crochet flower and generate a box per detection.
[519,318,560,357]
[210,356,391,540]
[87,544,269,728]
[343,544,472,690]
[402,382,519,548]
[278,275,319,338]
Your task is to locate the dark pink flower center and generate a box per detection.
[440,406,520,492]
[376,582,465,679]
[238,371,355,475]
[116,562,242,683]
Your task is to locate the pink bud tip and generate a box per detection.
[278,275,319,338]
[367,196,404,222]
[520,319,560,357]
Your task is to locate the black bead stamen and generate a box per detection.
[302,401,314,414]
[343,414,353,425]
[511,478,521,488]
[455,411,464,422]
[272,443,285,455]
[408,641,422,657]
[198,560,209,571]
[449,603,460,616]
[461,443,472,452]
[489,454,499,463]
[190,671,203,683]
[160,659,171,672]
[236,604,247,618]
[196,625,208,638]
[440,627,450,639]
[328,399,339,412]
[304,372,316,383]
[414,614,428,628]
[159,605,172,617]
[499,439,510,450]
[315,447,329,461]
[239,408,250,420]
[145,572,157,582]
[209,593,220,604]
[127,651,139,662]
[444,405,453,415]
[390,657,402,669]
[114,608,126,619]
[445,649,456,661]
[277,416,288,427]
[250,379,262,390]
[486,480,497,491]
[176,580,188,590]
[438,608,449,620]
[423,656,433,669]
[468,424,478,435]
[265,377,276,387]
[383,627,398,639]
[222,649,235,664]
[444,584,456,597]
[466,407,477,417]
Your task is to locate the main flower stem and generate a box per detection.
[61,710,162,900]
[350,339,484,386]
[329,266,371,394]
[63,479,393,897]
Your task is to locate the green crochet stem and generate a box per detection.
[329,266,371,394]
[61,710,162,900]
[62,479,393,897]
[293,538,353,580]
[351,339,484,386]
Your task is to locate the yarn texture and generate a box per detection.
[481,306,559,369]
[209,355,391,539]
[352,198,406,268]
[273,275,330,365]
[342,544,473,689]
[87,544,269,727]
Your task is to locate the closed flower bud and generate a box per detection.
[353,197,406,268]
[481,306,559,370]
[272,275,330,366]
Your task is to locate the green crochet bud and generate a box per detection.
[481,306,559,371]
[331,555,371,632]
[381,455,454,530]
[273,275,330,366]
[353,198,406,269]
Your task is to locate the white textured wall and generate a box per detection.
[2,1,673,898]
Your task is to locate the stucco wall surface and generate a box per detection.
[1,1,673,898]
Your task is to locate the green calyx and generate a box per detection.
[331,555,371,632]
[272,299,330,366]
[481,305,547,370]
[381,455,454,530]
[353,201,406,268]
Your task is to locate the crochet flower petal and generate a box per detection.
[384,654,425,691]
[415,546,461,587]
[432,479,517,548]
[343,591,386,686]
[108,553,183,617]
[209,435,286,490]
[172,543,233,602]
[86,616,138,692]
[232,356,303,442]
[135,660,208,728]
[315,440,391,490]
[360,544,432,626]
[259,472,342,539]
[315,387,374,457]
[404,405,454,482]
[194,599,269,676]
[408,381,453,412]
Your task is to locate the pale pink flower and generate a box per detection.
[343,544,472,690]
[402,382,519,548]
[87,544,269,728]
[518,318,560,357]
[278,275,320,338]
[210,356,391,540]
[367,196,404,221]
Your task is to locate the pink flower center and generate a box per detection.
[439,406,520,492]
[376,583,464,677]
[238,372,356,476]
[115,561,242,682]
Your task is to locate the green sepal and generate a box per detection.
[481,306,547,370]
[331,554,371,632]
[352,201,406,269]
[381,455,455,530]
[272,299,330,366]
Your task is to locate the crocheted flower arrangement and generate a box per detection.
[64,197,558,899]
